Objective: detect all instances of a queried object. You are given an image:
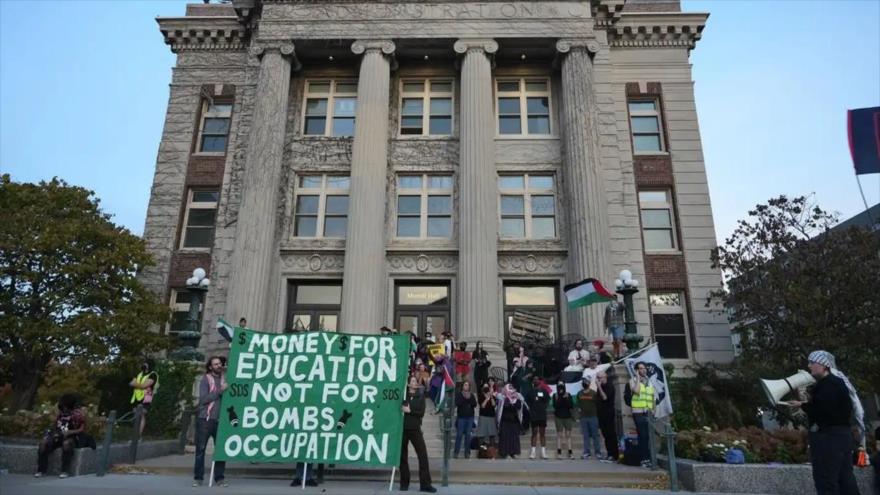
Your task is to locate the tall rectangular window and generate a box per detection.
[400,79,453,136]
[650,292,690,359]
[498,174,556,239]
[293,175,350,238]
[169,289,201,334]
[638,190,677,251]
[396,174,453,238]
[180,189,219,249]
[303,80,358,137]
[629,100,665,153]
[197,102,233,153]
[496,79,551,136]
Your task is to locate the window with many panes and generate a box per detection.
[650,292,690,359]
[168,289,201,334]
[180,189,219,250]
[400,79,453,136]
[496,79,552,136]
[628,100,665,153]
[638,190,677,251]
[498,174,556,239]
[396,175,454,238]
[197,102,233,153]
[303,80,358,137]
[293,175,350,238]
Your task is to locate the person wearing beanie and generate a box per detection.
[784,350,861,495]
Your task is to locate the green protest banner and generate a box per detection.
[214,327,409,466]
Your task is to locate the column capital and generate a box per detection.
[351,39,396,56]
[556,38,600,55]
[453,38,499,55]
[249,40,301,69]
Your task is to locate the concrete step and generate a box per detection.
[135,458,667,489]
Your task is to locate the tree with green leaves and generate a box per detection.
[0,174,171,410]
[709,195,880,396]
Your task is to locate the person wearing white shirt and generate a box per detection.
[565,339,590,372]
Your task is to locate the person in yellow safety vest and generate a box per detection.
[629,361,656,469]
[129,359,158,436]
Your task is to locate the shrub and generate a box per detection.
[142,360,200,439]
[675,426,809,464]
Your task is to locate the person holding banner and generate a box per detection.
[193,356,227,487]
[629,361,655,469]
[400,375,436,493]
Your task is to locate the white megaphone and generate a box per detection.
[760,370,816,406]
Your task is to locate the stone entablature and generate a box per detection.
[497,253,567,275]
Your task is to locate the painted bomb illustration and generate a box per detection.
[336,409,352,430]
[227,406,239,427]
[337,335,349,351]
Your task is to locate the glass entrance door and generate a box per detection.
[394,282,450,339]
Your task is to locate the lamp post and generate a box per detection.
[614,269,643,352]
[170,268,209,362]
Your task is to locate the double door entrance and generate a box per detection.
[394,282,450,339]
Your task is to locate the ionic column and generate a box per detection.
[556,39,613,338]
[339,40,396,333]
[454,39,500,347]
[226,42,297,330]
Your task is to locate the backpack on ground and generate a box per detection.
[622,438,641,466]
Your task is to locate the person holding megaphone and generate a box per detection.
[781,350,863,495]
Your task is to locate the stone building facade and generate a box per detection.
[143,0,734,364]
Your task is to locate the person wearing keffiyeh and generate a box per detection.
[496,384,527,459]
[784,350,862,495]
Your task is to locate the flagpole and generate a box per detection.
[389,467,396,492]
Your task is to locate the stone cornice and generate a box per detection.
[608,12,708,50]
[157,16,249,53]
[590,0,626,28]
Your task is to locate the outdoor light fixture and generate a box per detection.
[615,268,644,351]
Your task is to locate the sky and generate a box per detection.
[1,0,878,243]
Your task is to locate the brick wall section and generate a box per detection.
[634,155,674,187]
[168,252,213,288]
[644,254,687,289]
[186,155,226,186]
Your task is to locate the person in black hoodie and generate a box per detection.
[400,374,437,493]
[453,381,477,459]
[784,351,860,495]
[596,371,619,462]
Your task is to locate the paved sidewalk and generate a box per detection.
[1,473,769,495]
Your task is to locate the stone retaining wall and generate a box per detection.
[0,439,180,476]
[661,457,876,495]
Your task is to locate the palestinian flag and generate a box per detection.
[217,318,234,343]
[564,278,615,309]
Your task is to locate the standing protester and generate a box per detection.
[604,296,626,358]
[454,381,478,459]
[566,339,590,371]
[400,375,436,493]
[471,341,491,389]
[415,360,431,390]
[784,351,862,495]
[453,342,472,386]
[593,340,612,365]
[552,383,575,459]
[193,356,228,487]
[576,379,601,459]
[629,361,655,468]
[496,384,526,459]
[129,358,158,436]
[527,376,551,459]
[596,371,619,462]
[476,383,498,448]
[34,394,95,478]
